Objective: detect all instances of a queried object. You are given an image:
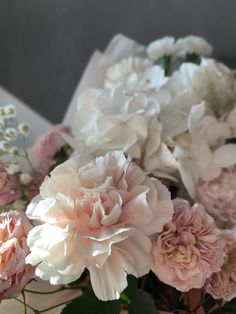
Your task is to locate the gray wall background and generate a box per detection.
[0,0,235,123]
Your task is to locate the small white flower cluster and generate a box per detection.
[6,163,20,175]
[147,35,213,61]
[19,172,32,185]
[0,105,30,155]
[0,104,31,176]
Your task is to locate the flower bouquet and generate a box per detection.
[1,34,236,314]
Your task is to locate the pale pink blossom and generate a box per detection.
[0,171,20,206]
[0,210,35,300]
[26,151,173,301]
[197,170,236,223]
[151,199,225,292]
[205,229,236,301]
[0,168,7,190]
[32,125,70,174]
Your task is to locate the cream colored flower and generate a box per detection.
[71,88,161,161]
[174,103,235,198]
[26,151,173,301]
[167,59,236,116]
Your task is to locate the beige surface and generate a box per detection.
[1,280,82,314]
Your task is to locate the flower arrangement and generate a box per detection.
[1,34,236,314]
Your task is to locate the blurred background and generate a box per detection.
[0,0,235,123]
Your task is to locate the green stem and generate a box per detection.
[159,55,171,76]
[185,52,201,64]
[22,291,27,314]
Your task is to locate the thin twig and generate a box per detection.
[22,290,27,314]
[24,286,81,295]
[15,297,39,313]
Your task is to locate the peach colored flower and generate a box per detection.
[197,170,236,223]
[151,199,225,291]
[205,229,236,301]
[0,210,35,300]
[26,151,173,301]
[32,124,70,174]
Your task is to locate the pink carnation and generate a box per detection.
[26,151,173,301]
[197,170,236,224]
[0,210,35,300]
[0,168,20,206]
[32,124,70,174]
[205,229,236,301]
[151,199,225,291]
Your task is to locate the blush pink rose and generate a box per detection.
[32,124,70,174]
[0,170,20,206]
[151,199,225,291]
[197,170,236,224]
[205,229,236,301]
[26,151,173,301]
[0,210,35,300]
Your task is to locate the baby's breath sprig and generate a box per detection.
[0,104,38,180]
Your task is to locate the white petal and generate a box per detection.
[89,252,128,301]
[213,144,236,168]
[26,195,42,220]
[190,140,221,181]
[178,158,196,198]
[188,102,206,135]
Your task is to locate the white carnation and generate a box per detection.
[104,57,167,92]
[26,151,173,301]
[147,37,176,60]
[176,35,213,57]
[72,88,161,161]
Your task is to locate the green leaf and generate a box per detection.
[61,290,121,314]
[169,288,182,310]
[121,275,138,304]
[128,290,159,314]
[209,298,236,314]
